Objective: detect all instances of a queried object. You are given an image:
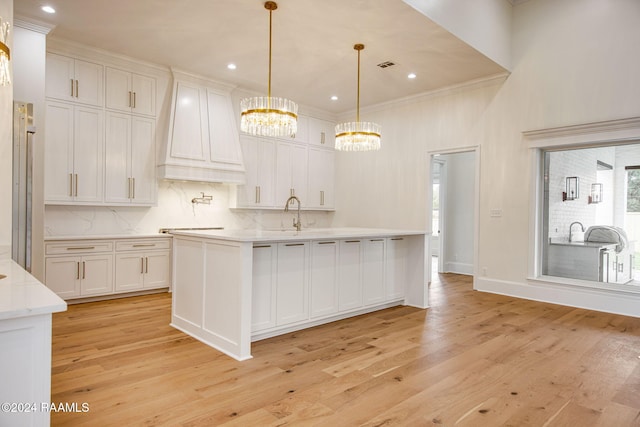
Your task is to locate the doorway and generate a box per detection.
[429,150,477,282]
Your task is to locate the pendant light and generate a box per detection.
[0,18,10,86]
[240,1,298,138]
[335,44,381,151]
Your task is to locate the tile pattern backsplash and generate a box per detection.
[44,181,334,237]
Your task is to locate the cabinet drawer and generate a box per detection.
[116,239,172,252]
[45,241,113,255]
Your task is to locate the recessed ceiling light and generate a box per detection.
[408,73,417,79]
[227,63,237,70]
[42,5,56,13]
[331,95,338,101]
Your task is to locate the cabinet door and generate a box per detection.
[276,142,308,206]
[237,136,259,206]
[105,111,132,203]
[105,67,132,112]
[256,138,276,206]
[276,242,309,325]
[46,53,75,103]
[74,59,104,107]
[131,73,156,116]
[308,118,336,147]
[252,244,277,332]
[207,89,242,166]
[363,239,386,306]
[144,251,171,289]
[81,255,114,295]
[115,253,144,292]
[44,102,74,203]
[339,240,362,311]
[73,106,104,203]
[45,256,81,298]
[169,82,207,160]
[130,117,156,205]
[310,241,339,318]
[307,148,335,209]
[386,237,407,300]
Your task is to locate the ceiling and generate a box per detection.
[14,0,508,115]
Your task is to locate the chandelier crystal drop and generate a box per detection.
[335,44,381,151]
[240,1,298,138]
[0,18,11,87]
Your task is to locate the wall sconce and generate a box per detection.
[0,18,10,86]
[589,183,603,204]
[563,176,579,201]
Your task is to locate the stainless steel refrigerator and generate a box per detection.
[12,101,36,271]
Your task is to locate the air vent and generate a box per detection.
[377,61,395,69]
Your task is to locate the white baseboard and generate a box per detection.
[475,276,640,318]
[445,261,473,275]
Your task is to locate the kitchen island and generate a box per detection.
[170,228,428,360]
[0,255,67,427]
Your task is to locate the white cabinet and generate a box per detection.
[45,254,113,298]
[237,136,277,207]
[105,67,156,116]
[310,240,339,318]
[276,242,309,325]
[114,239,171,293]
[386,237,408,299]
[44,101,104,204]
[308,117,336,148]
[105,111,156,205]
[363,238,386,306]
[276,142,308,207]
[338,239,363,311]
[45,237,171,300]
[307,147,335,209]
[46,53,103,107]
[159,75,245,183]
[252,244,277,332]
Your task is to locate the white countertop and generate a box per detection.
[549,238,617,249]
[0,258,67,321]
[45,233,170,241]
[169,227,428,242]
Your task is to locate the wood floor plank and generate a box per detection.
[50,272,640,426]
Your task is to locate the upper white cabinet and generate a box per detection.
[308,118,336,148]
[106,67,156,116]
[46,53,103,107]
[105,112,156,205]
[276,141,308,207]
[158,71,245,183]
[44,101,104,204]
[307,147,335,210]
[236,136,276,208]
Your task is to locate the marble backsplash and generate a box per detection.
[44,181,334,237]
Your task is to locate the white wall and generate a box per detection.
[0,0,12,254]
[333,0,640,316]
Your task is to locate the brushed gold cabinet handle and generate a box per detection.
[253,245,272,249]
[76,261,80,280]
[82,261,86,279]
[74,174,78,197]
[320,190,324,206]
[69,174,74,197]
[67,246,96,251]
[133,244,155,248]
[75,80,79,98]
[128,91,132,108]
[320,131,325,144]
[145,257,149,274]
[132,178,135,199]
[70,79,75,97]
[141,257,145,274]
[133,92,136,109]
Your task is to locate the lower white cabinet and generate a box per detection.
[45,254,113,298]
[276,242,309,325]
[310,240,339,318]
[386,237,408,299]
[339,240,363,311]
[363,239,386,306]
[45,237,171,300]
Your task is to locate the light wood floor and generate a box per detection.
[51,272,640,426]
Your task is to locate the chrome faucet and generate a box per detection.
[569,221,585,242]
[284,195,302,231]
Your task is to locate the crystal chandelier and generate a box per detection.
[240,1,297,138]
[0,18,10,86]
[335,44,381,151]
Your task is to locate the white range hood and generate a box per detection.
[158,69,245,184]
